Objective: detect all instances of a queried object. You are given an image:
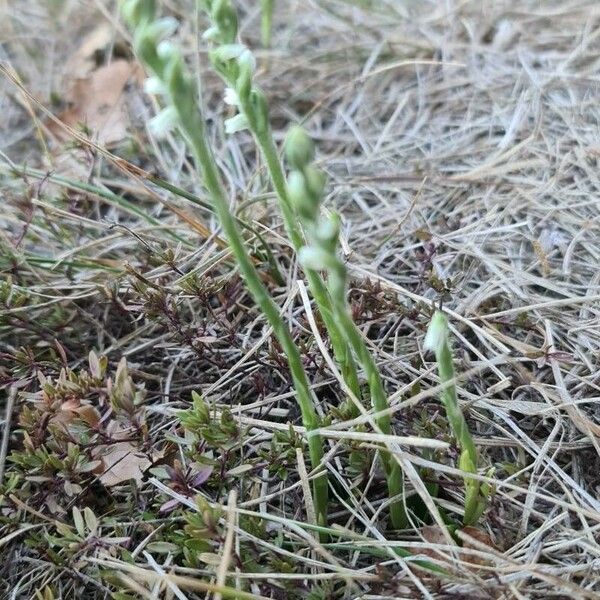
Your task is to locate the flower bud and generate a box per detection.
[209,45,244,80]
[202,26,220,41]
[211,43,246,61]
[303,165,326,200]
[144,76,166,95]
[148,106,177,138]
[299,246,334,271]
[164,52,196,120]
[285,126,314,170]
[424,310,449,353]
[315,213,340,246]
[157,40,177,61]
[211,0,238,43]
[235,49,254,102]
[224,113,249,134]
[288,171,318,220]
[147,16,179,41]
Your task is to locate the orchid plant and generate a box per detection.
[425,311,488,525]
[284,126,407,529]
[121,0,329,529]
[200,0,363,414]
[121,0,489,533]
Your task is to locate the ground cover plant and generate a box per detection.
[1,0,600,598]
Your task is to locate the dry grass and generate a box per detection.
[1,0,600,598]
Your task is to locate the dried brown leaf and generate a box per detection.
[51,59,143,147]
[96,442,151,487]
[459,526,496,567]
[74,405,101,428]
[64,23,115,80]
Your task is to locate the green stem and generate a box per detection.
[430,312,482,526]
[436,342,478,466]
[260,0,275,47]
[172,87,328,533]
[248,112,362,414]
[328,265,407,530]
[204,0,362,414]
[121,0,328,531]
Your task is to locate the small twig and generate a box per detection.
[0,386,17,485]
[215,489,238,600]
[296,447,318,537]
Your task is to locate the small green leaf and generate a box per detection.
[146,541,180,553]
[73,506,86,538]
[84,507,99,536]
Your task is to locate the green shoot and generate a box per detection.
[424,310,486,525]
[261,0,275,47]
[285,126,407,530]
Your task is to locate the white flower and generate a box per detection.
[148,106,177,138]
[299,247,333,271]
[315,214,340,245]
[144,76,166,95]
[148,17,178,41]
[223,87,240,106]
[224,113,249,134]
[212,43,247,61]
[157,40,176,61]
[238,48,256,72]
[202,26,220,41]
[424,311,449,352]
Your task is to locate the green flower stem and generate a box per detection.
[201,0,362,415]
[327,264,407,530]
[425,311,483,525]
[260,0,275,47]
[175,64,329,534]
[249,122,362,413]
[285,125,407,530]
[121,0,328,530]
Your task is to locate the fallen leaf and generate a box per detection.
[418,525,451,562]
[418,525,497,569]
[96,441,151,487]
[51,59,143,147]
[64,24,115,80]
[457,526,496,567]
